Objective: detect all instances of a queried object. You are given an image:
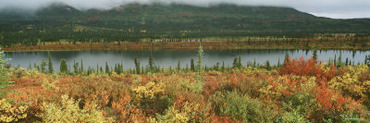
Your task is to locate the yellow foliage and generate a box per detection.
[328,65,369,99]
[0,99,28,122]
[132,82,165,102]
[243,66,269,75]
[41,79,59,90]
[153,105,189,123]
[40,95,113,123]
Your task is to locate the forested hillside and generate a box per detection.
[1,3,370,47]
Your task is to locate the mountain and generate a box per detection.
[0,3,369,46]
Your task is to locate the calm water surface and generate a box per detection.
[4,50,370,71]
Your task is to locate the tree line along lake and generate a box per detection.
[4,49,370,71]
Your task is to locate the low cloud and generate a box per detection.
[0,0,369,19]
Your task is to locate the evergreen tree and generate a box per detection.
[28,63,32,69]
[34,62,38,71]
[190,58,195,72]
[196,45,204,80]
[48,52,54,73]
[221,61,225,72]
[149,52,154,71]
[333,54,337,66]
[105,62,110,74]
[73,60,79,74]
[41,60,46,73]
[0,49,11,97]
[80,59,84,73]
[60,59,69,73]
[337,52,343,67]
[253,58,256,67]
[96,64,99,73]
[238,56,242,69]
[313,50,318,60]
[134,57,140,74]
[233,57,238,69]
[365,55,370,66]
[177,60,181,72]
[265,60,271,70]
[215,62,220,71]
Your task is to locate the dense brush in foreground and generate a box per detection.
[1,58,369,122]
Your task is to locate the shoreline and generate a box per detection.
[2,41,369,52]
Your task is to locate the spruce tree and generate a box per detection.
[105,62,110,74]
[238,56,242,69]
[59,59,69,73]
[80,59,84,73]
[337,52,343,67]
[253,58,256,67]
[149,52,154,72]
[233,57,238,69]
[29,63,32,69]
[73,60,78,74]
[0,49,11,97]
[48,52,54,73]
[334,54,337,66]
[313,50,318,60]
[221,61,225,72]
[41,60,46,73]
[177,60,181,72]
[96,64,99,73]
[34,62,38,71]
[196,45,204,80]
[265,60,271,70]
[190,58,195,72]
[134,57,140,74]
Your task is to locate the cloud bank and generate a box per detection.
[0,0,369,19]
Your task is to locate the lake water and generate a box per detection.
[4,50,369,71]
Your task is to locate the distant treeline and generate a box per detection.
[27,51,370,76]
[1,3,370,47]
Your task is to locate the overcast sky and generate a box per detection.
[0,0,369,19]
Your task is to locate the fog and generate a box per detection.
[0,0,369,19]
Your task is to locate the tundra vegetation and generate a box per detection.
[1,48,369,122]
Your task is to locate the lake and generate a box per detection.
[4,50,369,71]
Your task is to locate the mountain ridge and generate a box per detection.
[0,3,369,46]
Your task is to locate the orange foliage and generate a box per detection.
[313,82,350,112]
[280,57,336,83]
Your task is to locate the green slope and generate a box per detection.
[0,3,370,46]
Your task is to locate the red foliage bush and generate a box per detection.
[279,57,336,83]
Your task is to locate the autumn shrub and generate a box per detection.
[153,101,213,123]
[280,57,336,83]
[40,95,113,123]
[132,81,171,115]
[210,90,265,122]
[62,77,130,108]
[328,65,369,100]
[154,105,190,123]
[0,99,28,122]
[41,79,59,90]
[280,110,310,123]
[311,82,366,122]
[182,81,204,94]
[10,67,28,79]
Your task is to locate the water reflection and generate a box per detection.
[4,50,369,71]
